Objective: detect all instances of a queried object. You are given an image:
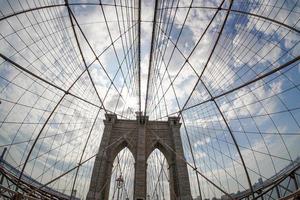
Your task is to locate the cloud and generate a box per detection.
[0,0,299,199]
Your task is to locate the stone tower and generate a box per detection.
[87,113,192,200]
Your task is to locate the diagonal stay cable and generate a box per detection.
[98,1,131,95]
[114,0,140,111]
[199,2,284,198]
[148,0,226,114]
[113,43,139,115]
[184,55,300,114]
[157,156,179,200]
[0,54,102,187]
[67,6,138,113]
[0,16,138,113]
[155,54,300,120]
[146,0,178,117]
[147,128,234,200]
[152,0,255,198]
[0,2,138,22]
[25,132,133,198]
[112,149,132,199]
[26,153,98,197]
[0,6,138,111]
[0,54,100,109]
[149,0,181,97]
[158,6,300,34]
[144,4,247,197]
[180,10,299,112]
[65,0,107,112]
[163,0,256,196]
[0,5,137,189]
[112,0,133,93]
[145,40,205,197]
[150,155,166,198]
[69,107,101,199]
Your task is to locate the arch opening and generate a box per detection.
[108,147,135,200]
[146,148,171,200]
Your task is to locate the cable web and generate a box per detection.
[0,0,300,199]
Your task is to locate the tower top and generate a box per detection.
[135,111,148,124]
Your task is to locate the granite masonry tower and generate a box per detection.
[87,113,192,200]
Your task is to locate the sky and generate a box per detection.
[0,0,300,199]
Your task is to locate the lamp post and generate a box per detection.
[116,175,124,200]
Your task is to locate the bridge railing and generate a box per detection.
[0,157,79,200]
[221,160,300,200]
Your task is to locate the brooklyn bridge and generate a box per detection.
[0,0,300,199]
